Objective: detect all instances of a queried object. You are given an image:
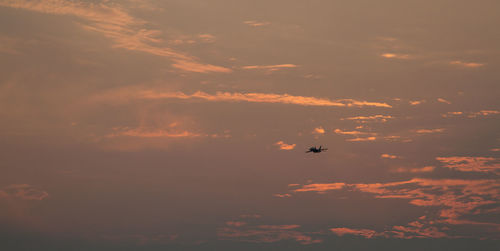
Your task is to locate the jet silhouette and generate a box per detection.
[306,146,327,153]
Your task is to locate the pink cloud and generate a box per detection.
[330,228,378,238]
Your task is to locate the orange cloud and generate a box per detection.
[415,128,445,134]
[341,115,393,122]
[243,20,271,27]
[392,225,448,239]
[380,53,410,59]
[441,111,463,118]
[393,166,435,173]
[450,60,485,68]
[409,100,425,106]
[293,183,345,193]
[334,129,374,136]
[93,88,392,108]
[381,154,399,159]
[218,224,321,244]
[106,128,203,138]
[330,228,378,238]
[242,64,298,71]
[468,110,500,118]
[437,98,451,104]
[313,127,325,134]
[273,193,292,198]
[442,110,499,119]
[0,0,231,73]
[436,157,500,174]
[346,136,376,142]
[198,33,216,43]
[274,141,296,150]
[331,221,449,240]
[337,99,392,108]
[292,178,500,233]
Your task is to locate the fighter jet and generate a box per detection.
[306,146,327,153]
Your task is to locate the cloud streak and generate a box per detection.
[437,157,500,174]
[93,89,393,108]
[0,0,231,73]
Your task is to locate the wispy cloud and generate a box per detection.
[346,136,376,142]
[273,193,292,198]
[442,110,500,118]
[0,184,49,201]
[436,157,500,174]
[334,129,374,136]
[218,222,321,244]
[381,154,399,159]
[408,100,425,105]
[243,20,270,27]
[330,228,378,238]
[242,64,298,71]
[292,183,345,193]
[275,141,296,150]
[450,60,485,68]
[468,110,500,118]
[341,115,393,122]
[392,166,435,173]
[292,178,500,233]
[331,222,448,239]
[106,127,204,138]
[409,100,425,106]
[93,88,392,108]
[437,98,451,104]
[380,53,411,59]
[0,0,231,73]
[415,128,445,134]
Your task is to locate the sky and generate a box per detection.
[0,0,499,250]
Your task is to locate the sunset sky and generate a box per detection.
[1,0,499,250]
